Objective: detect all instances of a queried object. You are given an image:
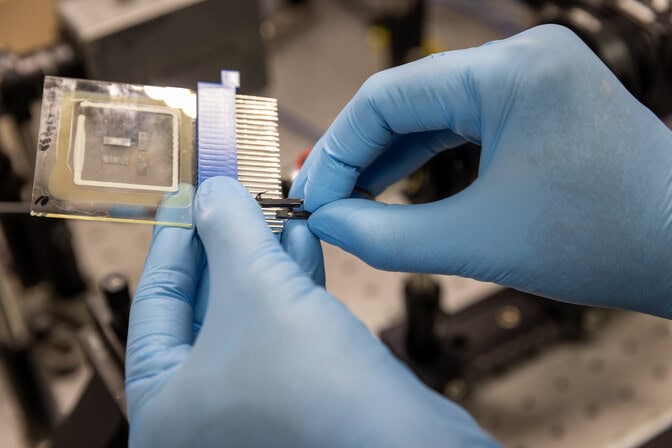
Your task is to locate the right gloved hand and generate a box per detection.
[293,25,672,318]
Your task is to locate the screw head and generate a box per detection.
[496,305,521,330]
[443,378,469,401]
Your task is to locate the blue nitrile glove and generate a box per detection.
[125,176,498,448]
[294,25,672,318]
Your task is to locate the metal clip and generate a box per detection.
[255,193,311,220]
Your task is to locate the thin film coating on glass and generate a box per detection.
[31,76,196,226]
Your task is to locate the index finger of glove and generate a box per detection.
[302,48,484,211]
[302,25,580,212]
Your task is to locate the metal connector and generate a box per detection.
[255,193,311,220]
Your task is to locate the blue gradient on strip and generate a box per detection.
[197,77,239,184]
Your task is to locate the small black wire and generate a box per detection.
[0,202,32,215]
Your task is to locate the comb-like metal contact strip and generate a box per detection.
[235,95,284,232]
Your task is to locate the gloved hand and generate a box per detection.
[294,25,672,318]
[125,176,498,447]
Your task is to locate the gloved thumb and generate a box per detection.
[194,177,317,317]
[308,191,524,283]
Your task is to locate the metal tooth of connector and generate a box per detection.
[237,167,282,176]
[236,133,278,143]
[239,181,282,189]
[236,122,278,132]
[237,157,281,167]
[238,154,279,162]
[241,183,282,193]
[235,146,278,154]
[237,141,280,150]
[235,95,283,233]
[237,174,282,183]
[238,162,280,170]
[237,141,278,149]
[247,185,282,194]
[238,176,280,187]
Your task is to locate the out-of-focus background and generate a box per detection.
[1,1,672,447]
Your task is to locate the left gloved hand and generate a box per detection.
[125,176,497,448]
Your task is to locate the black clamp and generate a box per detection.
[255,194,311,220]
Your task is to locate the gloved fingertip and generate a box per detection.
[288,170,307,199]
[164,183,195,206]
[305,180,358,212]
[309,199,450,273]
[282,220,326,286]
[195,176,250,216]
[289,149,317,199]
[303,151,360,212]
[308,199,383,251]
[153,183,195,229]
[194,176,273,250]
[306,206,338,241]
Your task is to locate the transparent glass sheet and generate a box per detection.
[31,77,196,227]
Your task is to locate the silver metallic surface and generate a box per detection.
[236,95,284,232]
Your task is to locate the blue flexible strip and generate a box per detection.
[196,71,240,185]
